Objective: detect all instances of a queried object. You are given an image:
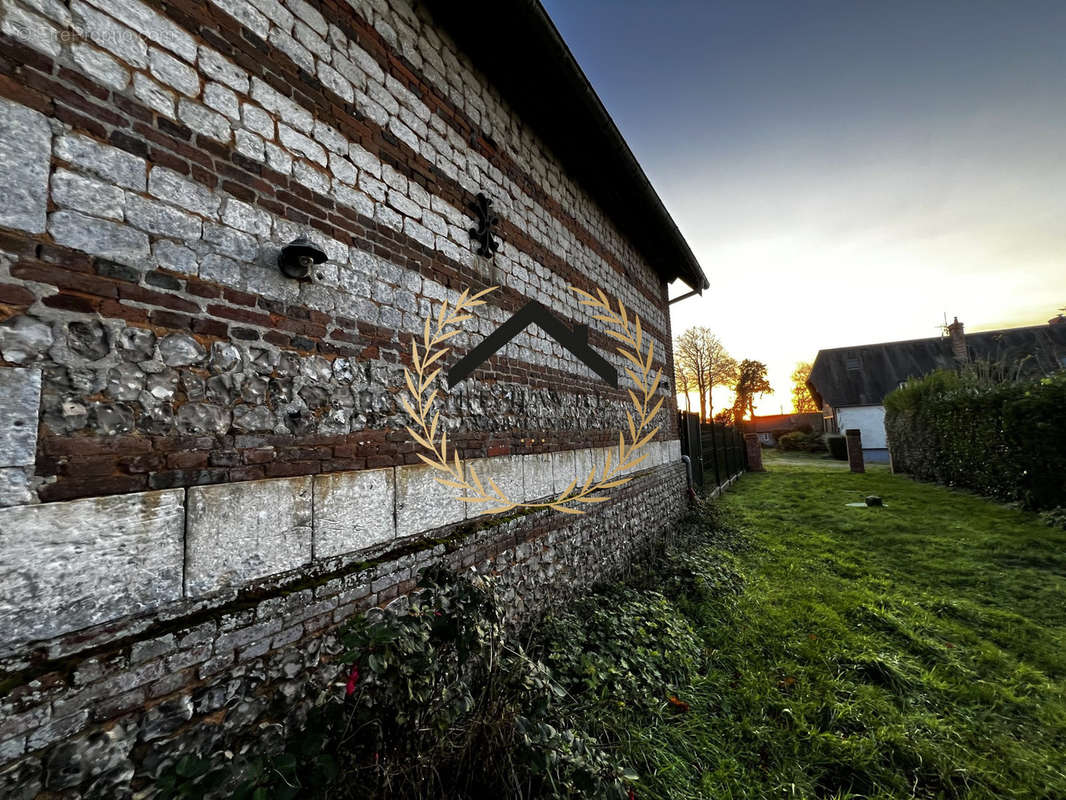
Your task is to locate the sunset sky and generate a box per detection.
[541,0,1066,415]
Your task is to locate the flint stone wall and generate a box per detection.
[0,0,693,792]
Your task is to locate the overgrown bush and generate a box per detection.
[537,587,703,708]
[826,434,848,460]
[885,367,1066,510]
[157,566,634,800]
[334,565,632,799]
[778,431,826,452]
[777,431,805,451]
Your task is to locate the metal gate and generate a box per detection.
[677,412,748,492]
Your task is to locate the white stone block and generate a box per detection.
[0,98,51,234]
[294,19,328,60]
[317,62,353,103]
[204,82,240,121]
[0,489,185,646]
[626,441,653,473]
[264,142,292,174]
[133,72,176,119]
[83,0,197,62]
[250,77,312,132]
[201,46,250,93]
[71,42,130,91]
[178,99,232,143]
[269,27,314,73]
[0,368,40,467]
[48,211,150,263]
[149,167,220,218]
[649,441,665,468]
[394,463,465,539]
[313,468,395,558]
[286,0,326,36]
[22,0,70,26]
[241,102,274,137]
[149,46,200,96]
[212,0,269,40]
[153,239,198,274]
[523,453,553,502]
[186,476,313,596]
[467,455,523,518]
[574,447,608,488]
[550,448,577,493]
[293,160,329,195]
[52,169,124,221]
[3,3,60,58]
[125,194,202,240]
[0,466,33,507]
[221,197,272,236]
[54,133,146,191]
[72,0,147,68]
[278,123,326,165]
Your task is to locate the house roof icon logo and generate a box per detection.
[446,300,618,389]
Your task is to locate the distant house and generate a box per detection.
[748,412,824,446]
[806,316,1066,463]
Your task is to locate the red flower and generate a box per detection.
[345,665,360,696]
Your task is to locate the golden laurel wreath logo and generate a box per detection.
[401,286,663,515]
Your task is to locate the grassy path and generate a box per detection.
[613,452,1066,799]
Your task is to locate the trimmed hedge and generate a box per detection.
[884,369,1066,510]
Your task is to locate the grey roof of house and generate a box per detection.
[806,322,1066,408]
[422,0,709,293]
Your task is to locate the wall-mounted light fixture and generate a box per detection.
[278,236,326,280]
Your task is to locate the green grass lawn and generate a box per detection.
[601,450,1066,799]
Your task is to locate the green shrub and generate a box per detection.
[159,566,633,800]
[885,368,1066,510]
[777,431,805,451]
[1041,507,1066,530]
[335,565,630,799]
[778,431,826,452]
[826,434,848,460]
[537,587,703,707]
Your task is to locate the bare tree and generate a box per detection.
[674,360,694,412]
[674,327,738,421]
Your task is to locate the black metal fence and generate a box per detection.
[677,411,748,491]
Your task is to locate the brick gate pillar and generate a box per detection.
[845,429,865,473]
[743,433,764,472]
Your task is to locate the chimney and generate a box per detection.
[947,317,967,362]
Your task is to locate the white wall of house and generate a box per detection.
[836,405,889,462]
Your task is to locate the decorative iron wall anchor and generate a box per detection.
[468,192,500,257]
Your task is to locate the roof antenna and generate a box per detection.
[935,312,950,336]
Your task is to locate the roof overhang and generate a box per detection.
[423,0,709,293]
